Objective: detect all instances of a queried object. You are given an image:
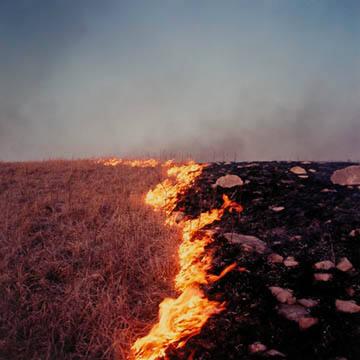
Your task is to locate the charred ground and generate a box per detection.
[170,161,360,360]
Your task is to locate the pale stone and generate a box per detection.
[335,299,360,313]
[215,174,244,188]
[269,286,296,304]
[299,317,318,330]
[270,206,285,212]
[249,342,267,353]
[268,253,284,264]
[336,257,353,272]
[278,304,308,321]
[298,298,319,308]
[290,166,307,175]
[224,233,268,254]
[284,256,299,267]
[331,165,360,186]
[314,260,335,270]
[314,273,333,282]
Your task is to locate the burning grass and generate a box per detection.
[0,160,180,359]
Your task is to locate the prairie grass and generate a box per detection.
[0,160,180,359]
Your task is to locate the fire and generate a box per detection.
[97,157,160,168]
[131,162,243,360]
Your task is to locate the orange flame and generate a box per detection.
[97,158,160,168]
[131,162,243,360]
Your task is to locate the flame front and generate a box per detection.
[131,162,243,360]
[97,158,160,168]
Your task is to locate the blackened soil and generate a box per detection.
[171,162,360,360]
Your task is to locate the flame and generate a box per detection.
[131,162,243,360]
[97,158,160,168]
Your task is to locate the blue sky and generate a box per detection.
[1,0,359,160]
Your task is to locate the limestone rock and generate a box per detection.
[335,299,360,313]
[214,174,244,188]
[290,166,307,175]
[314,260,335,270]
[283,256,299,267]
[331,165,360,186]
[314,273,333,282]
[269,286,296,304]
[336,257,353,272]
[224,233,268,254]
[297,298,319,308]
[299,317,318,330]
[278,304,308,321]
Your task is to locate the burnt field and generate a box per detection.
[0,160,359,360]
[170,161,360,360]
[0,160,180,359]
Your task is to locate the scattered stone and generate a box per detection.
[249,342,267,353]
[266,349,286,357]
[278,304,308,321]
[314,273,333,282]
[269,286,296,304]
[321,188,336,193]
[214,174,244,188]
[268,253,284,264]
[335,299,360,313]
[314,260,335,270]
[290,235,302,241]
[349,229,360,237]
[283,256,299,267]
[290,166,307,175]
[224,233,268,254]
[299,175,309,179]
[309,168,316,173]
[336,257,353,272]
[297,298,319,308]
[270,206,285,212]
[299,317,319,330]
[331,165,360,186]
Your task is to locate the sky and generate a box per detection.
[1,0,359,161]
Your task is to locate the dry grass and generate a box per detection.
[0,160,180,359]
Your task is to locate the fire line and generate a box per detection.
[131,161,243,360]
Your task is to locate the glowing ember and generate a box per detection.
[131,161,243,360]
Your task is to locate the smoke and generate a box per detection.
[1,1,359,162]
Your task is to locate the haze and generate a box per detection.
[1,0,359,161]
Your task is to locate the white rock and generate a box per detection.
[290,166,307,175]
[297,298,319,308]
[335,299,360,313]
[270,206,285,212]
[224,233,268,254]
[269,286,296,304]
[299,317,318,330]
[299,175,309,179]
[249,342,267,353]
[331,165,360,186]
[314,273,333,282]
[266,349,286,357]
[284,256,299,267]
[336,257,353,272]
[309,169,317,173]
[268,253,284,264]
[349,229,359,237]
[214,174,244,188]
[314,260,335,270]
[278,304,308,321]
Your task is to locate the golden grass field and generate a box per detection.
[0,160,180,359]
